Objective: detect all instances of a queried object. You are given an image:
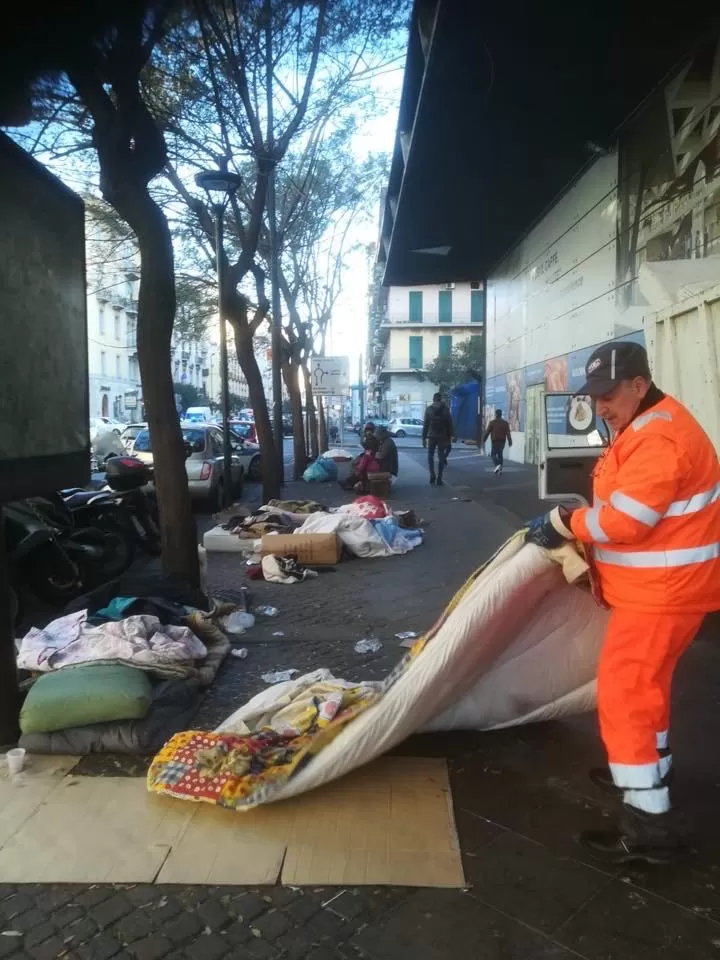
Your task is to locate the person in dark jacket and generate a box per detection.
[375,426,399,478]
[422,393,455,486]
[483,409,512,474]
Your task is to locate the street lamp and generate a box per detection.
[195,169,243,509]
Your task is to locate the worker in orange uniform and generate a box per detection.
[525,341,720,865]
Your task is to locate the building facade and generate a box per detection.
[485,35,720,464]
[368,281,484,418]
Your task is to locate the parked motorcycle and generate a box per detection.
[62,456,160,557]
[4,494,134,606]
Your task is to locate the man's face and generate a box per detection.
[595,378,650,432]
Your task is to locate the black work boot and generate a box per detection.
[579,803,681,865]
[589,765,674,796]
[429,475,436,486]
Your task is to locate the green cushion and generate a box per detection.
[20,664,153,735]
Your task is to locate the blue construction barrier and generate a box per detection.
[450,379,482,442]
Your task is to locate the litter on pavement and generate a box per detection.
[261,669,299,684]
[230,648,249,659]
[354,638,383,654]
[254,605,279,617]
[395,631,418,641]
[221,611,255,634]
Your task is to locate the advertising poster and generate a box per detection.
[544,355,568,392]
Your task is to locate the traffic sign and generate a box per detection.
[310,356,350,395]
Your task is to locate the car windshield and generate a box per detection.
[230,424,252,440]
[134,427,207,453]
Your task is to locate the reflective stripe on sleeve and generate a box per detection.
[656,730,669,750]
[632,410,673,431]
[658,754,672,779]
[610,491,661,527]
[584,507,610,543]
[595,541,720,568]
[664,482,720,518]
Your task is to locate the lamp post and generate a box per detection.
[195,169,242,509]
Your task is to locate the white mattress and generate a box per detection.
[203,525,262,554]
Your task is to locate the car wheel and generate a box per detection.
[248,455,262,482]
[395,430,406,438]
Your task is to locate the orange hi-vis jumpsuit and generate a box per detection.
[569,394,720,815]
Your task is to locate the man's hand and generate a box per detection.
[525,507,574,549]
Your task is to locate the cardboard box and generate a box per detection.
[261,532,341,566]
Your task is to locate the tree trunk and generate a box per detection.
[317,396,328,453]
[281,356,307,479]
[303,365,319,459]
[231,318,281,501]
[124,194,199,585]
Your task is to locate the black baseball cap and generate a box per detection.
[576,342,651,397]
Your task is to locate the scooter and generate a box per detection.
[5,495,134,606]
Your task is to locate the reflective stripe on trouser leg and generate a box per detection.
[657,730,672,779]
[624,787,671,815]
[598,610,703,794]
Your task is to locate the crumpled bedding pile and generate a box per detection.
[147,533,609,811]
[17,574,232,756]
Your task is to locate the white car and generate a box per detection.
[119,422,147,453]
[388,417,424,438]
[90,416,124,435]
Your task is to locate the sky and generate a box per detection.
[325,69,404,380]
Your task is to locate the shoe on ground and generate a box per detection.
[437,478,444,487]
[429,476,436,485]
[590,766,674,796]
[578,805,681,866]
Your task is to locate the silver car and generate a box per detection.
[132,423,253,508]
[388,417,424,438]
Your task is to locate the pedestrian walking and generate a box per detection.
[525,342,720,864]
[422,393,455,486]
[483,409,512,473]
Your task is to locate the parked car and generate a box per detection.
[119,422,147,453]
[90,423,126,465]
[91,416,124,435]
[388,417,424,438]
[132,423,254,508]
[229,420,258,443]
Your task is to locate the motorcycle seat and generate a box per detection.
[63,490,115,508]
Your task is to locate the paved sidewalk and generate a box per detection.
[3,452,720,959]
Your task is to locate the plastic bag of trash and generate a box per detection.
[262,669,299,684]
[303,458,338,483]
[354,638,382,654]
[221,611,256,634]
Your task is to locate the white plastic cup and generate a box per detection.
[6,748,26,776]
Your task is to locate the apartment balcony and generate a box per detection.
[380,319,484,329]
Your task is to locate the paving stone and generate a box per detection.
[184,935,229,960]
[77,933,122,960]
[249,911,290,942]
[282,896,322,925]
[75,888,114,909]
[65,918,99,944]
[305,949,339,960]
[222,921,252,946]
[466,832,610,933]
[115,911,155,944]
[0,935,22,959]
[305,909,347,941]
[27,938,69,960]
[274,929,317,960]
[23,924,56,949]
[124,890,158,909]
[351,888,557,960]
[243,940,280,960]
[0,895,34,920]
[194,900,231,932]
[7,913,45,935]
[325,893,366,922]
[126,935,173,960]
[51,905,85,930]
[91,896,134,930]
[557,880,720,960]
[163,914,203,945]
[33,891,75,913]
[265,888,296,909]
[227,894,267,924]
[148,900,182,927]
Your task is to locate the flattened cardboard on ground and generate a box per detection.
[0,755,79,850]
[281,757,464,888]
[156,801,288,885]
[0,777,192,883]
[0,758,463,887]
[261,532,341,566]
